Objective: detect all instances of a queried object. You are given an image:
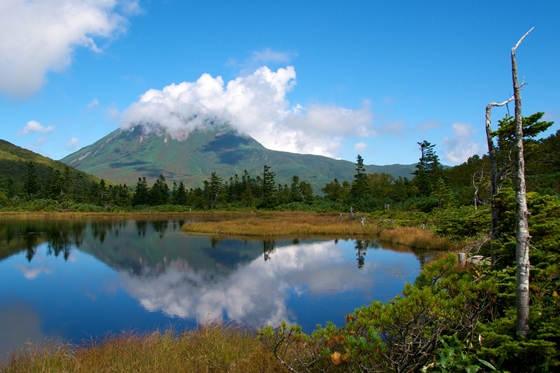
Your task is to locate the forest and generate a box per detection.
[1,113,558,215]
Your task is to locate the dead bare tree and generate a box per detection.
[472,171,479,210]
[471,168,488,210]
[485,97,513,212]
[484,96,513,263]
[511,27,533,337]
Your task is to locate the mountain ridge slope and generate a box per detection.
[60,124,416,191]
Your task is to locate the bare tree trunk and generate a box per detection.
[485,95,513,263]
[472,171,479,210]
[511,27,533,337]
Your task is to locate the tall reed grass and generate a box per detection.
[1,324,283,373]
[377,226,461,251]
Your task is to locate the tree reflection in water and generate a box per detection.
[263,240,275,261]
[151,221,168,238]
[136,221,147,237]
[355,239,381,269]
[12,221,87,262]
[0,218,426,341]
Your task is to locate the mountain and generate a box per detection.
[0,139,99,193]
[60,124,416,191]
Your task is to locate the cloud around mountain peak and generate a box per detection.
[120,66,374,158]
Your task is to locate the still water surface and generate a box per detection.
[0,218,430,358]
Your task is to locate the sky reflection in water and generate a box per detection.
[0,219,427,359]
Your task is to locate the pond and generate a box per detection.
[0,218,432,359]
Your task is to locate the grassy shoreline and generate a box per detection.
[1,324,284,373]
[181,211,463,251]
[0,210,464,251]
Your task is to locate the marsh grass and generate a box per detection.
[1,324,283,373]
[378,226,462,251]
[182,211,380,238]
[182,211,462,251]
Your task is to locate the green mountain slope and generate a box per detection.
[0,139,100,193]
[61,124,415,191]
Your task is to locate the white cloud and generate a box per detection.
[227,48,296,76]
[102,103,120,120]
[249,48,293,65]
[25,137,51,153]
[354,142,367,151]
[17,120,54,135]
[378,120,406,137]
[87,98,99,109]
[416,119,444,132]
[15,264,52,280]
[65,137,80,151]
[120,66,375,158]
[14,250,53,280]
[443,122,483,164]
[0,0,139,97]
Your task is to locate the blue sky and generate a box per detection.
[1,0,558,166]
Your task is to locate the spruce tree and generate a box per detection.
[23,161,40,198]
[261,165,276,208]
[351,154,369,201]
[132,177,149,206]
[413,141,443,196]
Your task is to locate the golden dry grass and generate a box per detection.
[1,324,284,373]
[378,226,461,251]
[182,211,461,251]
[182,211,381,238]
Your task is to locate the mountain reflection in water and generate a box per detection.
[0,218,429,359]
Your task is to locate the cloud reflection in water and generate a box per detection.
[118,240,413,328]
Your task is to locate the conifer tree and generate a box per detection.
[413,141,443,196]
[132,177,149,206]
[261,165,276,207]
[23,161,40,198]
[205,172,223,209]
[172,181,187,205]
[5,177,16,199]
[241,182,255,207]
[350,155,369,200]
[149,174,169,205]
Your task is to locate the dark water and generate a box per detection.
[0,218,430,359]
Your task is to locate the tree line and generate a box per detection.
[1,112,557,212]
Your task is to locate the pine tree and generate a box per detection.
[5,177,16,199]
[261,165,276,207]
[205,172,223,209]
[149,174,169,205]
[413,141,443,196]
[241,182,255,207]
[23,161,40,198]
[290,175,303,202]
[132,177,149,206]
[173,181,187,205]
[350,154,369,201]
